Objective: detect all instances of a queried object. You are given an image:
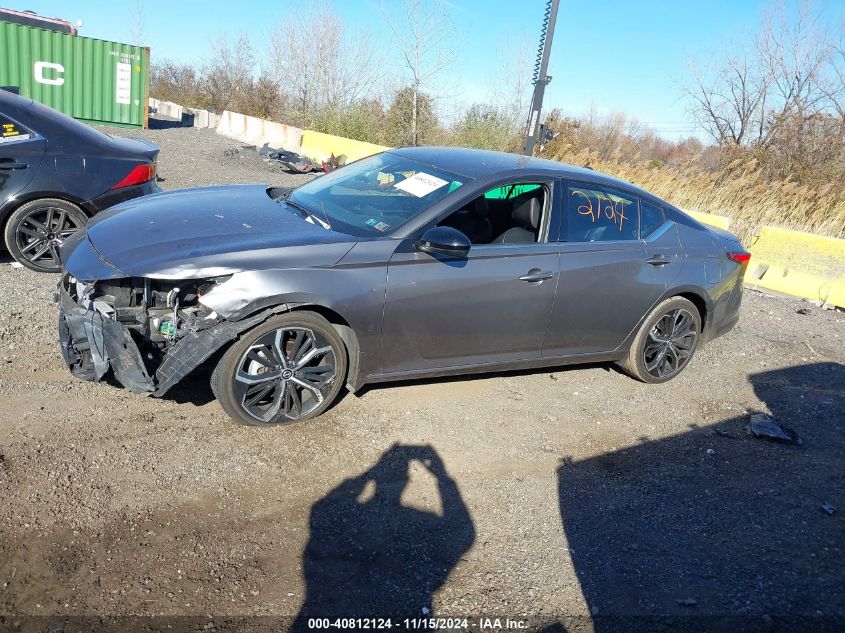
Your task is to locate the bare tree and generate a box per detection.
[825,33,845,117]
[681,49,770,146]
[489,33,533,135]
[269,6,380,125]
[381,0,457,145]
[128,0,146,47]
[756,1,834,128]
[202,33,258,112]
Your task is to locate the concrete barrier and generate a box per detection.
[262,120,302,152]
[216,110,246,139]
[156,100,183,120]
[745,226,845,308]
[684,209,732,230]
[299,130,389,163]
[185,107,217,129]
[215,111,302,152]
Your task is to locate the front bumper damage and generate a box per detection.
[56,277,284,397]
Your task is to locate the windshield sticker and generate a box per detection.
[393,172,449,197]
[364,218,390,231]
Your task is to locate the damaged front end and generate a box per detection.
[56,274,281,397]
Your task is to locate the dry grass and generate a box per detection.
[549,146,845,242]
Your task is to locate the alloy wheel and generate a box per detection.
[233,327,337,423]
[15,205,85,270]
[643,308,698,379]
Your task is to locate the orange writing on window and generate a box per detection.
[571,189,629,232]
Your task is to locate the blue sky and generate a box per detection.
[11,0,845,138]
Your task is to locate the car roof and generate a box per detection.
[0,87,116,146]
[388,146,659,200]
[0,88,34,113]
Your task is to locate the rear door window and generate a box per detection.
[562,184,639,242]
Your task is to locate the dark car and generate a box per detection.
[56,147,750,426]
[0,88,159,271]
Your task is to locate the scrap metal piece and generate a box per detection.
[749,413,801,444]
[259,143,318,173]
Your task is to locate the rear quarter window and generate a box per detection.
[0,113,34,144]
[640,200,667,238]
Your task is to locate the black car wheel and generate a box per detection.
[4,198,87,272]
[211,311,348,426]
[620,296,702,383]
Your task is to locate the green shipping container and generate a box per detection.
[0,21,149,128]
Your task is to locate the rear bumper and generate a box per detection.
[83,180,162,214]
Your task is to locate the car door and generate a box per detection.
[379,181,560,375]
[543,180,666,357]
[0,111,46,207]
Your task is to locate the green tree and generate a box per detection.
[312,99,389,146]
[452,104,519,151]
[385,87,439,146]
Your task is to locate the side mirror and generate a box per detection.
[415,226,471,258]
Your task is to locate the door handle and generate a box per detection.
[0,162,28,170]
[646,254,671,266]
[519,269,554,282]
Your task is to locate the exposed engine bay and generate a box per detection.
[56,274,284,396]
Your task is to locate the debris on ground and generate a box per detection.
[259,144,348,174]
[796,307,813,315]
[749,413,801,444]
[821,502,837,515]
[714,428,736,439]
[260,143,320,173]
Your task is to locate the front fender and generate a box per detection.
[199,264,388,388]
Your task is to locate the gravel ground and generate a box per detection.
[0,123,843,632]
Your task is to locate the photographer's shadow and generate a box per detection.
[293,444,475,627]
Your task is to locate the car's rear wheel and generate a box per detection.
[211,311,348,426]
[4,198,87,272]
[619,296,701,383]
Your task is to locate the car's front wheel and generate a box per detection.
[619,296,702,383]
[211,311,348,426]
[4,198,88,272]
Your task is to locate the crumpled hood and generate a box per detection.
[68,184,356,279]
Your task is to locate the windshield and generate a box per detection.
[287,152,465,237]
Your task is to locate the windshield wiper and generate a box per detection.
[285,199,331,230]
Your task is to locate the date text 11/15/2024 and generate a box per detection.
[306,617,528,630]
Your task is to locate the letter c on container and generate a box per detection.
[34,61,65,86]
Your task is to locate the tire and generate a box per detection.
[619,296,702,384]
[211,311,348,426]
[4,198,88,272]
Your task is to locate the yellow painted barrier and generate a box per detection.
[683,209,732,231]
[746,226,845,308]
[299,130,389,164]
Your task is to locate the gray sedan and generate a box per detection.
[56,147,750,426]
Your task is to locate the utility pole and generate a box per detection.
[523,0,560,156]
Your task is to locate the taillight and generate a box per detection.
[727,251,751,264]
[111,163,156,190]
